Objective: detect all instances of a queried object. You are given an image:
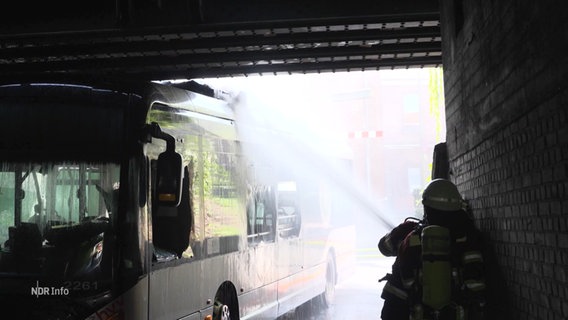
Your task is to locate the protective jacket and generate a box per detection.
[378,215,486,320]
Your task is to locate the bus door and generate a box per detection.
[274,181,304,309]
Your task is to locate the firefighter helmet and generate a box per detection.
[422,179,464,211]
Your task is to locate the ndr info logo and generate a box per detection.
[31,281,69,298]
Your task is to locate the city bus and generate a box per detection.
[0,80,356,320]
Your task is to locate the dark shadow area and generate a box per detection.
[480,232,510,319]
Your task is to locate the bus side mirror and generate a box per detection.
[144,122,183,207]
[156,150,183,207]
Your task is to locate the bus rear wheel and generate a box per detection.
[213,281,240,320]
[320,254,336,308]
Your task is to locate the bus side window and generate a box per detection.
[277,183,301,238]
[152,164,192,259]
[247,185,275,244]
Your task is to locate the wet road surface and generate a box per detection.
[279,255,394,319]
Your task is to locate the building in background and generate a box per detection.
[305,69,445,222]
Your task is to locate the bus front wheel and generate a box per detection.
[213,281,240,320]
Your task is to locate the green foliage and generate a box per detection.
[428,68,445,143]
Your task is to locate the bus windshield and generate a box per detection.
[0,161,119,298]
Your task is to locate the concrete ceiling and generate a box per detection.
[0,0,441,82]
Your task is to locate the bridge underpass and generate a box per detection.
[1,0,568,319]
[0,0,441,81]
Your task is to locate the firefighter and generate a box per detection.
[378,178,486,320]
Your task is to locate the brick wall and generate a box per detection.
[439,0,568,319]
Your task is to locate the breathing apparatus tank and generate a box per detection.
[421,224,452,311]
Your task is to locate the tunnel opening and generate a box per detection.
[191,68,446,318]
